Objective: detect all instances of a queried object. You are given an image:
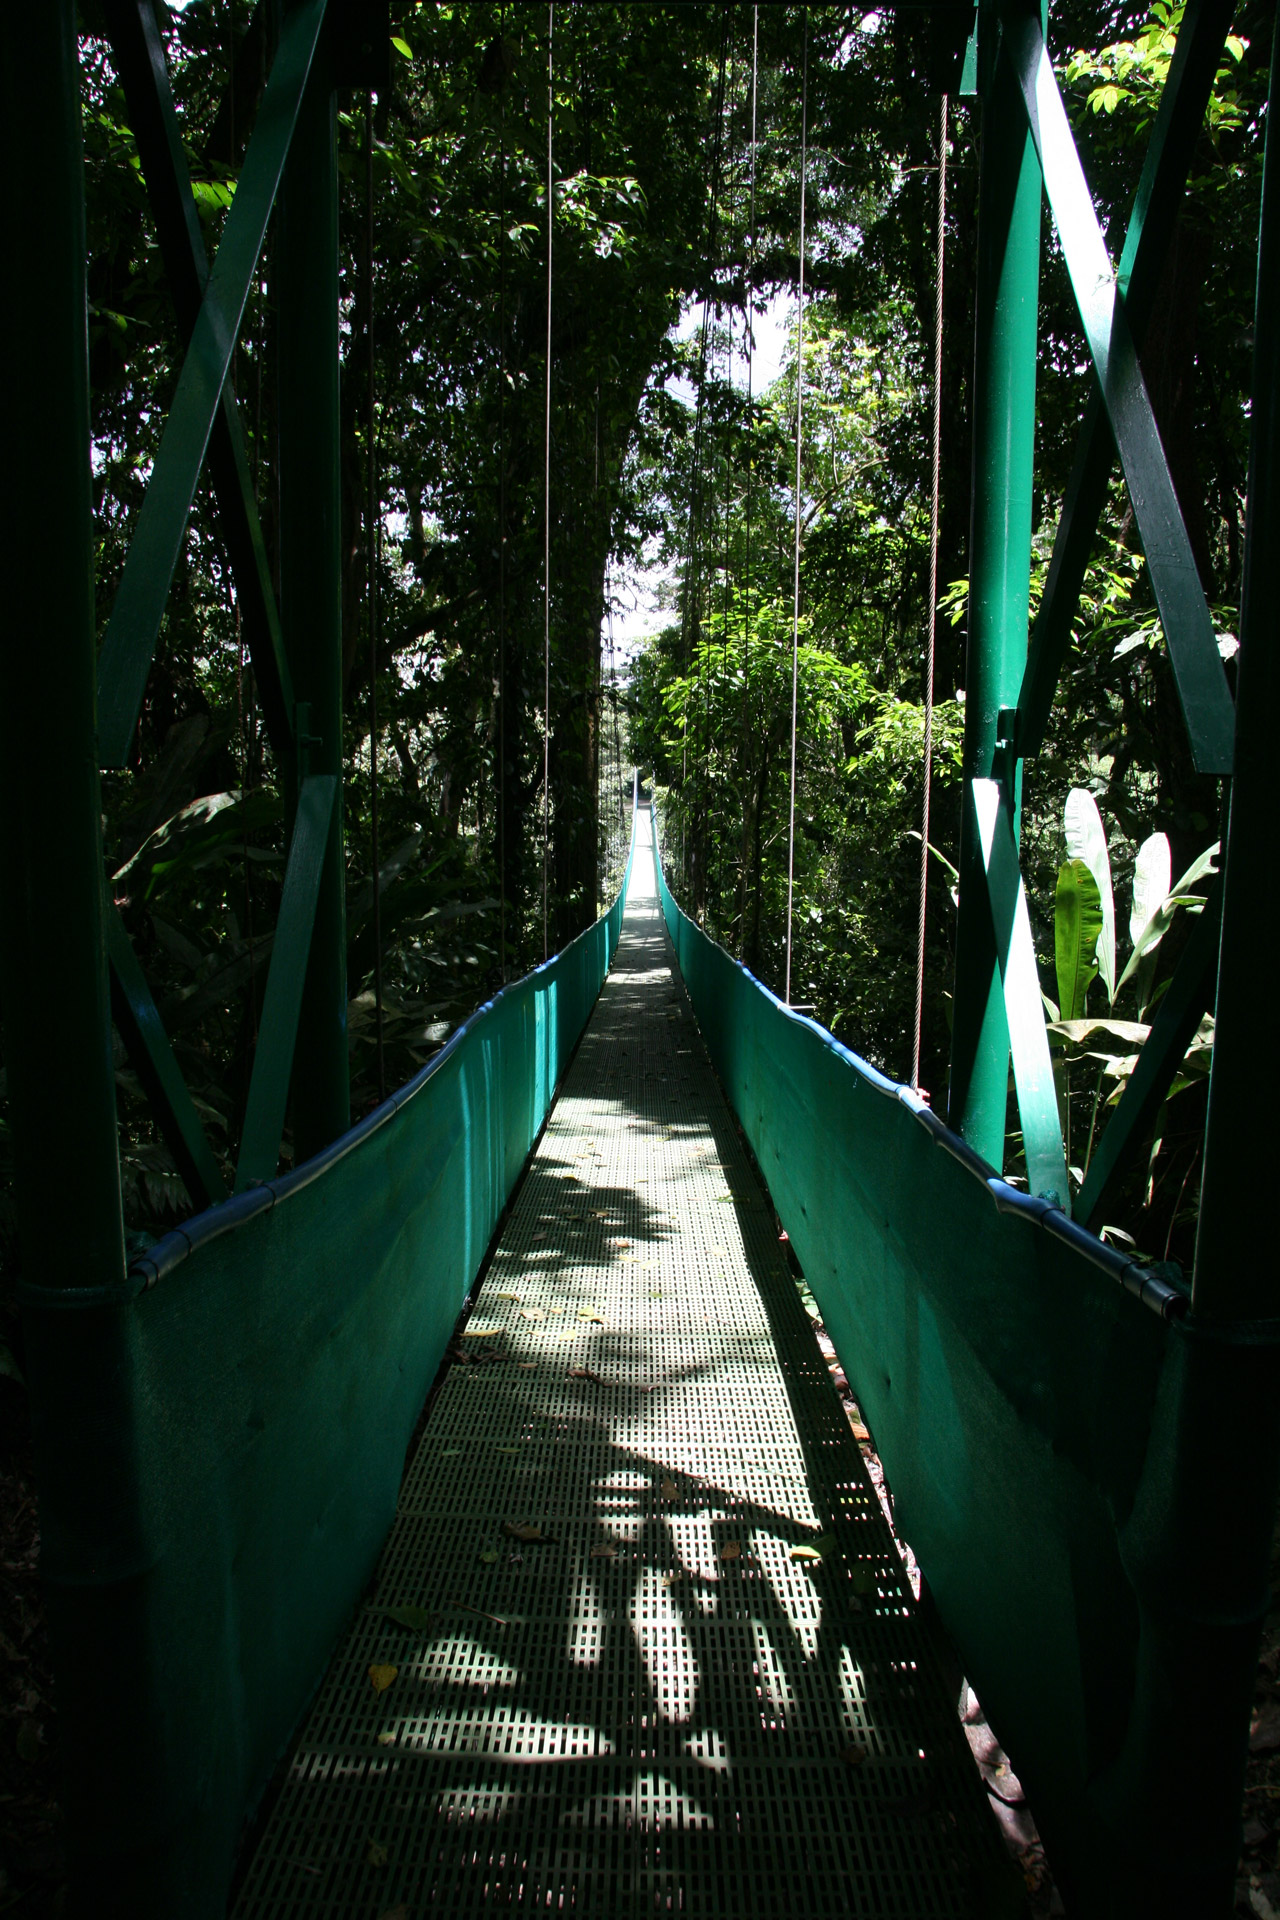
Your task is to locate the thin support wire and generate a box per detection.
[784,14,809,1008]
[542,2,553,961]
[366,89,385,1102]
[497,78,508,980]
[911,93,948,1094]
[740,1,758,957]
[678,14,729,904]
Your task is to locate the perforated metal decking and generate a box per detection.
[234,816,1014,1917]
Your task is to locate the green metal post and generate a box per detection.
[0,7,148,1903]
[276,10,349,1161]
[0,9,124,1288]
[947,0,1043,1166]
[1191,10,1279,1320]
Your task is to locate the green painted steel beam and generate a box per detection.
[1016,0,1236,760]
[1193,10,1280,1320]
[236,774,338,1190]
[0,12,134,1905]
[105,904,227,1211]
[1076,882,1220,1232]
[276,20,350,1162]
[95,0,326,770]
[102,0,298,772]
[946,0,1042,1168]
[1008,11,1235,777]
[0,3,126,1293]
[973,779,1070,1209]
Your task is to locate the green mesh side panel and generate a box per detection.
[651,823,1280,1919]
[23,842,633,1918]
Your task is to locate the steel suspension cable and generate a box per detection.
[542,2,553,961]
[911,93,948,1093]
[497,67,509,980]
[784,13,808,1008]
[678,11,730,898]
[365,88,385,1101]
[740,2,758,956]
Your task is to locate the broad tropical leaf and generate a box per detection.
[1064,789,1116,1001]
[1127,831,1172,1014]
[1129,833,1171,948]
[1055,858,1104,1023]
[1115,840,1221,997]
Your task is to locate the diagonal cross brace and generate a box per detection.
[235,774,338,1192]
[96,0,327,770]
[1007,10,1235,776]
[101,0,297,770]
[1016,0,1237,759]
[105,901,227,1211]
[973,778,1071,1211]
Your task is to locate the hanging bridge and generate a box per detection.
[233,813,1013,1917]
[3,3,1279,1919]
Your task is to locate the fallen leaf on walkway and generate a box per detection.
[478,1549,500,1565]
[660,1478,679,1502]
[381,1606,434,1633]
[493,1445,521,1456]
[376,1732,397,1747]
[367,1838,389,1866]
[591,1543,618,1560]
[504,1522,553,1543]
[569,1367,605,1384]
[578,1309,607,1324]
[662,1571,684,1588]
[494,1292,521,1303]
[368,1665,398,1694]
[790,1545,824,1563]
[719,1541,741,1563]
[557,1328,579,1340]
[518,1362,537,1370]
[521,1307,546,1322]
[843,1744,869,1766]
[463,1328,501,1339]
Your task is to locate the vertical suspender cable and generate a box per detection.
[740,3,757,955]
[542,3,554,961]
[497,72,508,980]
[784,13,808,1008]
[911,93,948,1092]
[678,15,729,898]
[365,89,386,1102]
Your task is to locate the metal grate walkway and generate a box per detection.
[233,814,1013,1917]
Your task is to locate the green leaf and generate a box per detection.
[1115,842,1219,997]
[1129,833,1171,949]
[391,35,413,59]
[1055,859,1103,1022]
[1047,1017,1150,1048]
[1064,789,1115,1001]
[1126,831,1172,1013]
[380,1605,435,1633]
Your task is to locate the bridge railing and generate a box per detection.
[16,829,632,1916]
[652,812,1278,1919]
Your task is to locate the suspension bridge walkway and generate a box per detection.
[9,4,1280,1916]
[232,812,1010,1917]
